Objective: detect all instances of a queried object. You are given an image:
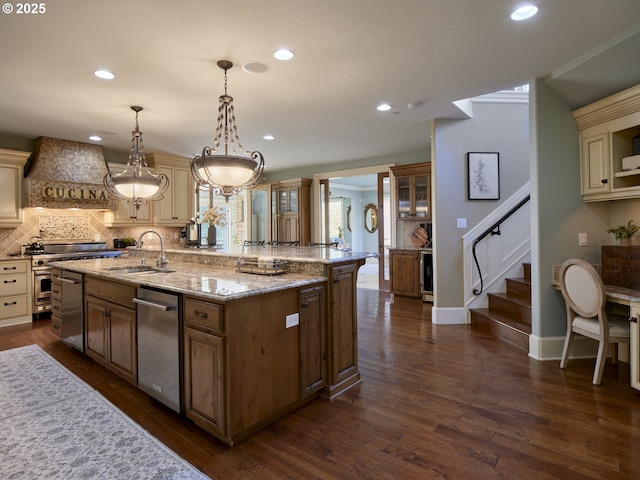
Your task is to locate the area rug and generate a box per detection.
[0,345,209,479]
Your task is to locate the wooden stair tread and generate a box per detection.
[489,292,531,308]
[470,308,531,334]
[470,308,529,352]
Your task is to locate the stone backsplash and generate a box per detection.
[0,207,182,256]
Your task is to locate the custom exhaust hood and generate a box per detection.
[23,137,117,209]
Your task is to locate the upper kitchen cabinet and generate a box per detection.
[390,162,431,221]
[0,148,29,227]
[573,83,640,202]
[148,153,195,225]
[271,178,311,245]
[103,163,152,226]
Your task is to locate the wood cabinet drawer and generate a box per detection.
[85,276,136,307]
[621,261,640,275]
[0,261,28,275]
[51,298,62,317]
[602,246,620,260]
[0,295,28,319]
[184,298,223,332]
[0,274,27,296]
[51,315,62,337]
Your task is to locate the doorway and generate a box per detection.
[314,165,393,291]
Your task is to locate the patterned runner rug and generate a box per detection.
[0,345,208,479]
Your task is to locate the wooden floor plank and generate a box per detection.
[1,289,640,479]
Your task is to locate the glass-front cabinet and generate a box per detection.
[390,162,431,221]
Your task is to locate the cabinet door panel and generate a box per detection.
[582,132,609,196]
[300,286,326,397]
[328,264,358,384]
[390,251,420,297]
[109,303,137,383]
[85,296,108,365]
[184,329,225,436]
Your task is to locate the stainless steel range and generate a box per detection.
[26,241,122,316]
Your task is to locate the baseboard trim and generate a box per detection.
[529,334,600,361]
[432,307,466,325]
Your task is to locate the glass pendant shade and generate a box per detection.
[104,106,169,209]
[191,60,265,201]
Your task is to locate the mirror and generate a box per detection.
[364,203,378,233]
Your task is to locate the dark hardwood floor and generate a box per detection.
[2,289,640,479]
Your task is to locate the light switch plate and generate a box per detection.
[578,232,587,246]
[457,218,467,229]
[286,313,299,328]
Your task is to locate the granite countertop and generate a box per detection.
[389,247,432,252]
[51,257,326,302]
[130,244,376,264]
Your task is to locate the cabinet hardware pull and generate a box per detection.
[103,310,110,316]
[333,277,340,283]
[601,179,608,184]
[4,301,17,306]
[194,310,208,318]
[3,279,17,283]
[301,301,308,307]
[631,316,638,323]
[3,266,17,270]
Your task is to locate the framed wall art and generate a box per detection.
[467,152,500,200]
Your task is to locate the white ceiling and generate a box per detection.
[1,1,640,174]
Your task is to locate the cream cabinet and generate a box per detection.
[102,163,152,226]
[0,149,29,227]
[148,152,194,225]
[573,84,640,202]
[631,304,640,392]
[0,259,31,327]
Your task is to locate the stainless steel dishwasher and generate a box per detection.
[133,287,182,413]
[59,271,83,352]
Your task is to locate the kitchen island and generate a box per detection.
[52,245,372,445]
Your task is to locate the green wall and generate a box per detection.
[530,78,609,338]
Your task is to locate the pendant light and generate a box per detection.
[191,60,265,201]
[103,106,169,210]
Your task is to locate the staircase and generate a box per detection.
[470,263,531,352]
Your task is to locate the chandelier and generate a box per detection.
[104,106,169,210]
[191,60,265,201]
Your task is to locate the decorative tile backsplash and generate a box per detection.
[39,215,89,241]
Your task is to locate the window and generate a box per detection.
[196,186,246,246]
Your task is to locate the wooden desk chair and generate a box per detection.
[558,258,630,385]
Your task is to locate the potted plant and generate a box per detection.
[607,220,639,245]
[119,236,137,248]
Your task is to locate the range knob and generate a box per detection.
[37,260,45,266]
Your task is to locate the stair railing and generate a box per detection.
[472,195,530,295]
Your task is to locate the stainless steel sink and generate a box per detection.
[103,265,175,275]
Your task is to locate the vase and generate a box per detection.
[620,237,632,246]
[207,225,216,246]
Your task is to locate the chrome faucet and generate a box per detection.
[137,229,169,269]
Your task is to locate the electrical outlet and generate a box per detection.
[94,234,101,241]
[578,232,587,246]
[285,313,299,328]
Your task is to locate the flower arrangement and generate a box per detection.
[607,220,639,240]
[192,205,227,227]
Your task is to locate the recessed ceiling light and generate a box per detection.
[263,134,275,140]
[511,5,538,21]
[94,69,115,80]
[89,135,102,141]
[377,103,392,112]
[273,49,294,61]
